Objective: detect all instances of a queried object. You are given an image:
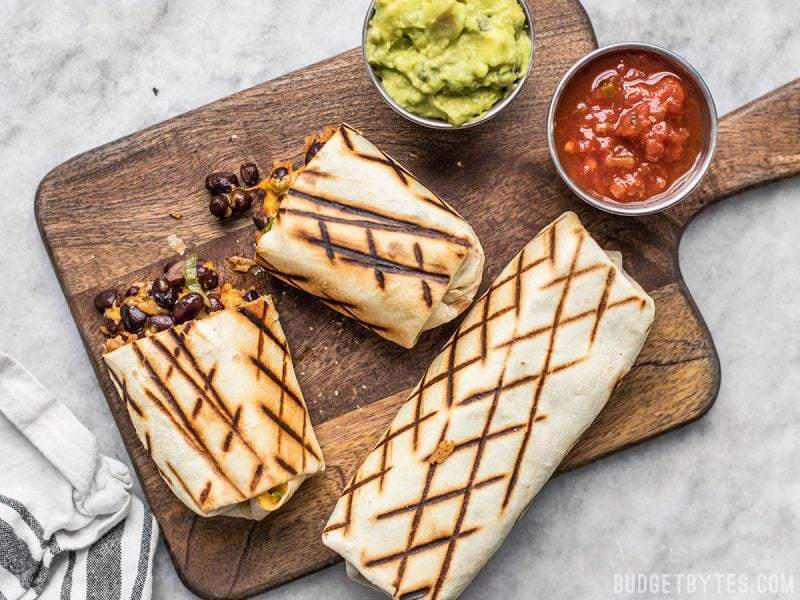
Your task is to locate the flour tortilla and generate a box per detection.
[255,124,484,349]
[322,211,655,599]
[103,296,324,519]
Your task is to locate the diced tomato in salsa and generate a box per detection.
[554,51,706,203]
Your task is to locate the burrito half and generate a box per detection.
[321,211,655,598]
[103,293,324,519]
[253,124,484,348]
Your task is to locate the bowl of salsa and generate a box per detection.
[547,43,717,215]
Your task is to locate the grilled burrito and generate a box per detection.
[102,288,324,519]
[322,212,655,599]
[252,124,484,349]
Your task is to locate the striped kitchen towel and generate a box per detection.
[0,352,158,600]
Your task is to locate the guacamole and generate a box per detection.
[366,0,532,126]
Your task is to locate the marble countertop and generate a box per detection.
[3,1,799,598]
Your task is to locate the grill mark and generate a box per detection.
[199,481,212,506]
[192,397,203,418]
[260,404,321,462]
[392,423,449,592]
[232,406,242,429]
[287,188,471,247]
[133,345,246,500]
[591,267,615,343]
[222,431,233,452]
[366,229,385,288]
[165,365,174,379]
[411,375,427,452]
[503,234,584,508]
[153,334,264,466]
[144,432,152,455]
[281,206,469,248]
[323,464,395,534]
[421,282,433,308]
[417,194,459,217]
[354,151,409,185]
[277,356,288,454]
[301,168,331,179]
[339,124,354,150]
[275,455,298,476]
[301,417,307,472]
[257,256,393,333]
[413,242,433,307]
[377,474,505,521]
[162,332,233,420]
[432,367,507,600]
[541,264,605,289]
[365,527,479,569]
[318,221,334,260]
[166,462,202,511]
[304,235,451,284]
[549,225,557,263]
[108,368,144,418]
[250,357,304,410]
[250,464,264,491]
[448,423,525,454]
[375,409,437,454]
[399,587,432,600]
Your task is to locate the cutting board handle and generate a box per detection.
[671,78,800,227]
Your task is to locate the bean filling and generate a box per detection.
[94,256,259,353]
[204,126,336,231]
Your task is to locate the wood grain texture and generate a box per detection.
[33,0,800,597]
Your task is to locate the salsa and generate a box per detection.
[553,50,707,203]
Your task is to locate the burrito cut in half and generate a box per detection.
[322,211,655,599]
[252,124,484,349]
[102,277,324,519]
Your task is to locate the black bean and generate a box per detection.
[242,190,257,210]
[93,289,119,311]
[101,317,119,337]
[305,140,324,165]
[253,212,270,230]
[243,289,259,302]
[150,277,178,309]
[229,189,249,214]
[120,304,148,333]
[209,194,233,219]
[206,293,224,312]
[172,292,204,324]
[196,264,219,291]
[205,171,239,194]
[146,314,175,332]
[163,259,186,288]
[125,285,140,297]
[270,166,289,181]
[240,162,260,187]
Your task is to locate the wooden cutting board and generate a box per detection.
[35,0,800,597]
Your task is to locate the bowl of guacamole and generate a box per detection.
[363,0,534,129]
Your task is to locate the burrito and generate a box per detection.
[321,212,655,599]
[98,259,324,519]
[252,124,484,348]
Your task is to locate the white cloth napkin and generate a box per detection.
[0,352,158,600]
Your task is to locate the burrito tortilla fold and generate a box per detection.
[321,211,655,599]
[103,296,324,519]
[255,124,484,349]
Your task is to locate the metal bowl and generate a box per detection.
[546,42,718,216]
[362,0,535,130]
